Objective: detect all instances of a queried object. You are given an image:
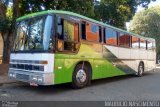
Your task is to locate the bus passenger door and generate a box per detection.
[55,16,80,84]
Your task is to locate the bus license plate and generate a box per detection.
[30,83,38,86]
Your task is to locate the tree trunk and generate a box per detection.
[2,32,13,64]
[2,34,10,63]
[1,0,19,64]
[13,0,19,18]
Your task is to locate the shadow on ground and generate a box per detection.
[14,72,155,95]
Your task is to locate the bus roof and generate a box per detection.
[16,10,155,41]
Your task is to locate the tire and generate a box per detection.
[72,64,90,89]
[137,62,144,77]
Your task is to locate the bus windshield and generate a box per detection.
[13,15,54,52]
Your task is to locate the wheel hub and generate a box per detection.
[139,65,143,75]
[76,69,87,83]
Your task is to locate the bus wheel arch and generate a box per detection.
[72,61,92,88]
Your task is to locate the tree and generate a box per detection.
[0,0,19,63]
[0,0,94,63]
[94,0,156,29]
[19,0,95,18]
[129,5,160,56]
[19,0,155,29]
[0,0,155,63]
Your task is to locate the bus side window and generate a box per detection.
[152,41,156,50]
[103,28,106,43]
[105,28,117,46]
[57,17,79,53]
[57,17,64,40]
[81,22,86,39]
[132,36,140,48]
[140,39,146,49]
[86,23,99,42]
[99,26,102,43]
[119,33,130,48]
[57,17,64,51]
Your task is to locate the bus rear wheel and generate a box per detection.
[72,64,90,89]
[137,62,144,77]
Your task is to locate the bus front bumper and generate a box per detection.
[8,69,54,86]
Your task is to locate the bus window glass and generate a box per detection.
[119,33,130,48]
[140,39,146,49]
[56,17,79,52]
[99,26,102,43]
[86,23,99,42]
[43,16,53,50]
[147,41,152,50]
[132,36,139,48]
[14,20,28,51]
[57,17,63,40]
[152,41,156,50]
[28,17,44,50]
[105,28,117,45]
[64,20,74,41]
[81,22,86,39]
[103,28,106,43]
[91,24,98,33]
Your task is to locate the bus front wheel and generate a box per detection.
[72,64,90,89]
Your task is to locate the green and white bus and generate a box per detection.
[9,10,156,88]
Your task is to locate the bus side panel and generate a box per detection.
[76,42,126,80]
[54,54,70,84]
[54,42,140,85]
[147,50,156,71]
[74,42,104,80]
[54,43,96,84]
[74,43,128,80]
[54,55,94,84]
[100,46,126,78]
[103,45,137,75]
[130,48,139,72]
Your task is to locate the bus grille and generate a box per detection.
[16,74,29,81]
[10,64,44,71]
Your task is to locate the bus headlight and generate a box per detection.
[9,73,13,77]
[31,76,38,81]
[37,77,43,83]
[12,73,16,78]
[9,73,16,78]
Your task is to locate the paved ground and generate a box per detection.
[0,69,160,101]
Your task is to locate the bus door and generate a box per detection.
[55,16,80,84]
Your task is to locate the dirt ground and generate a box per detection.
[0,64,9,75]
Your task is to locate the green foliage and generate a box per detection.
[19,0,95,18]
[17,0,156,29]
[0,0,12,33]
[94,0,131,28]
[0,6,12,33]
[6,7,13,20]
[129,5,160,55]
[0,0,157,33]
[0,18,10,33]
[94,0,156,29]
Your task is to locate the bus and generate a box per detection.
[8,10,156,88]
